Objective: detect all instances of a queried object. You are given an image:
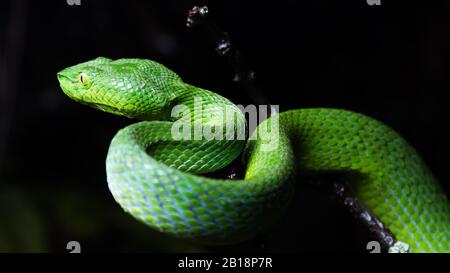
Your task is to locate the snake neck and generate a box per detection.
[163,81,247,138]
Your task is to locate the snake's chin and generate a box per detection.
[92,103,118,112]
[87,102,127,117]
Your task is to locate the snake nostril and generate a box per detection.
[57,72,69,83]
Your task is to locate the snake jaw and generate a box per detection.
[57,68,122,116]
[89,102,137,118]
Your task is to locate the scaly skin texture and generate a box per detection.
[57,57,450,252]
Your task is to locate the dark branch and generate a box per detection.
[186,5,269,106]
[332,181,396,252]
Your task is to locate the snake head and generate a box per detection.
[57,57,180,120]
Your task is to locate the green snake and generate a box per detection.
[57,57,450,252]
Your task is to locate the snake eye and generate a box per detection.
[79,73,90,85]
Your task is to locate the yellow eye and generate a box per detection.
[79,73,90,84]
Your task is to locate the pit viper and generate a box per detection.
[57,57,450,252]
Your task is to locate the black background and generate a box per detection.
[0,0,449,252]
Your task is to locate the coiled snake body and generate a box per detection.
[57,57,450,252]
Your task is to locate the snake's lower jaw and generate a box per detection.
[90,103,124,117]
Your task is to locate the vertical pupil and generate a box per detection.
[80,75,84,83]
